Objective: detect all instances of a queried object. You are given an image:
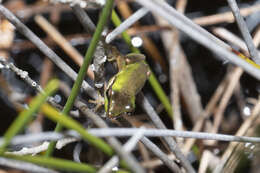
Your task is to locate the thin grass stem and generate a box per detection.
[0,80,59,154]
[45,0,115,156]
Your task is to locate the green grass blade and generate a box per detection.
[111,10,173,118]
[148,72,173,117]
[111,11,139,53]
[45,0,115,156]
[4,154,96,173]
[0,79,59,154]
[41,104,114,156]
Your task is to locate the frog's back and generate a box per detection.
[112,61,149,96]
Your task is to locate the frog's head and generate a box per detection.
[125,53,146,64]
[104,89,135,118]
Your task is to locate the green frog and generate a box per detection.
[104,52,150,118]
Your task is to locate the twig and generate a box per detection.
[77,101,145,173]
[126,25,171,35]
[135,0,260,80]
[48,0,105,8]
[171,48,183,132]
[253,25,260,47]
[219,122,260,173]
[221,96,260,163]
[213,27,260,55]
[198,150,220,173]
[56,137,79,149]
[0,57,63,109]
[234,83,246,117]
[7,142,50,156]
[211,28,258,143]
[214,98,260,173]
[178,53,204,124]
[213,27,248,53]
[71,4,96,33]
[137,142,154,173]
[124,112,181,172]
[183,76,227,153]
[193,3,260,26]
[1,33,91,51]
[98,128,145,173]
[12,4,69,20]
[0,157,58,173]
[113,116,155,173]
[176,0,187,14]
[73,143,83,163]
[141,153,176,169]
[0,5,98,99]
[106,7,149,43]
[71,4,107,89]
[34,15,94,80]
[174,0,202,127]
[211,67,243,134]
[198,150,211,173]
[227,0,260,64]
[153,9,184,129]
[137,93,196,173]
[0,57,43,93]
[1,132,68,146]
[168,33,184,129]
[85,128,260,143]
[7,137,77,156]
[141,137,182,173]
[155,1,202,125]
[2,127,260,146]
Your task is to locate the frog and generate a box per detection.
[104,52,150,118]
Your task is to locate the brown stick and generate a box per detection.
[210,24,260,165]
[193,3,260,26]
[182,76,227,153]
[211,67,243,134]
[117,1,168,72]
[34,15,94,80]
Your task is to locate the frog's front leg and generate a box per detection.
[107,54,126,72]
[106,46,126,71]
[88,91,105,112]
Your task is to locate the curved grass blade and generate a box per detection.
[4,154,96,173]
[0,79,59,154]
[41,104,114,156]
